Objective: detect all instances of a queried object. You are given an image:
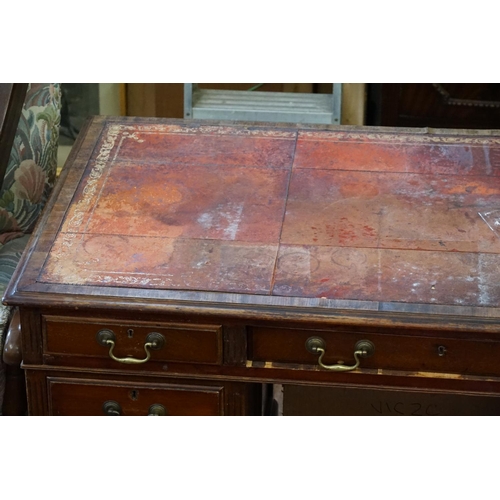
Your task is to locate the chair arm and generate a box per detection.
[2,307,21,366]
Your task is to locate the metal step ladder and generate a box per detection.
[184,83,342,125]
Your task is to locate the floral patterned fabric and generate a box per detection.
[0,84,61,413]
[0,84,61,246]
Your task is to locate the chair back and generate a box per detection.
[0,84,28,191]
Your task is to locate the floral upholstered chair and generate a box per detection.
[0,83,61,415]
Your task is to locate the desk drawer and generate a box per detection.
[42,316,223,366]
[47,377,224,415]
[249,326,500,377]
[283,385,500,416]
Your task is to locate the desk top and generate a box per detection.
[6,117,500,326]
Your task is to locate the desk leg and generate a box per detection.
[2,365,27,415]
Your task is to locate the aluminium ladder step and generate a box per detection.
[184,85,342,125]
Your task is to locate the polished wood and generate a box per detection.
[48,377,225,416]
[223,325,247,366]
[2,307,21,365]
[42,316,223,365]
[6,116,500,415]
[1,308,26,414]
[26,369,261,416]
[249,325,500,377]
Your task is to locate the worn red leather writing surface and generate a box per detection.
[39,122,500,307]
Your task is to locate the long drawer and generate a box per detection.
[47,377,224,416]
[283,385,500,416]
[42,316,223,367]
[249,326,500,377]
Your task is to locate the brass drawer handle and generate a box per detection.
[148,404,167,416]
[96,329,165,364]
[305,337,375,372]
[103,400,122,415]
[102,401,167,416]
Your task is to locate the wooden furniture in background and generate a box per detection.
[6,117,500,415]
[126,84,286,120]
[126,84,366,125]
[369,83,500,129]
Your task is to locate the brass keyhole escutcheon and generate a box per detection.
[437,345,447,357]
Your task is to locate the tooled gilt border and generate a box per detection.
[300,131,500,144]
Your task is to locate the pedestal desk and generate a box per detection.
[5,116,500,415]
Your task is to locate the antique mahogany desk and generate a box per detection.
[5,116,500,415]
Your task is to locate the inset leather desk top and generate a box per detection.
[7,117,500,319]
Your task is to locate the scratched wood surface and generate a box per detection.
[31,118,500,309]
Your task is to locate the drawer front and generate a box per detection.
[47,377,224,415]
[283,385,500,416]
[43,316,223,365]
[249,326,500,377]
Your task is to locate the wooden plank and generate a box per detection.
[119,83,127,116]
[126,83,156,117]
[341,83,366,125]
[315,83,367,125]
[282,83,313,93]
[154,83,184,118]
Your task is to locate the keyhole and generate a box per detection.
[129,390,139,401]
[127,329,134,338]
[437,346,447,357]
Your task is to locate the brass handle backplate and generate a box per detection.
[96,329,165,364]
[102,401,167,416]
[103,400,122,416]
[148,404,167,416]
[305,337,375,372]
